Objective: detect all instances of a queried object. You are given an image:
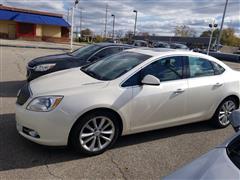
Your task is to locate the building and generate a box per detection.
[0,4,70,43]
[135,35,214,49]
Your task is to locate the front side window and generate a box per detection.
[81,51,151,81]
[122,56,184,87]
[142,56,184,82]
[188,57,215,78]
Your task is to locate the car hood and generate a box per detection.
[28,53,78,67]
[29,67,108,95]
[164,148,239,180]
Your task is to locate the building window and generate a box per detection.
[17,23,35,37]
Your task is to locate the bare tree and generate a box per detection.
[115,30,124,38]
[174,25,196,37]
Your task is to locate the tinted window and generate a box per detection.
[70,44,100,58]
[122,72,141,87]
[212,62,225,75]
[122,56,184,87]
[89,47,123,62]
[188,57,215,78]
[142,56,184,82]
[227,135,240,169]
[81,52,151,81]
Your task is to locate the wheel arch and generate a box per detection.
[222,95,240,108]
[68,107,124,145]
[214,94,240,116]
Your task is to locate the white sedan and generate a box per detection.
[16,48,240,155]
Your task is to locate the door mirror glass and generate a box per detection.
[141,75,160,86]
[230,110,240,132]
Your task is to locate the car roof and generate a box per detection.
[126,47,183,56]
[125,48,229,68]
[93,42,133,47]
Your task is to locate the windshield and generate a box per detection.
[81,51,151,81]
[70,44,101,59]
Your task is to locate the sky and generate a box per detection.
[1,0,240,37]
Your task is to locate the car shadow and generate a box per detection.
[0,113,215,171]
[0,80,26,97]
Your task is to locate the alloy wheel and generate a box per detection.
[79,116,115,152]
[218,100,236,126]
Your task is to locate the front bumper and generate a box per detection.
[16,104,74,146]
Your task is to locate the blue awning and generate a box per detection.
[0,9,18,20]
[0,9,70,27]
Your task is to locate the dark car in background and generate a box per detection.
[27,43,133,81]
[170,43,189,50]
[133,40,148,47]
[153,41,170,48]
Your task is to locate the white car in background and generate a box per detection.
[16,48,240,155]
[164,109,240,180]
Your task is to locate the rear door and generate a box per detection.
[186,56,225,121]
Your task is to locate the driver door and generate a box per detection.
[125,56,189,133]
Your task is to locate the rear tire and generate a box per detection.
[212,97,238,128]
[70,111,120,155]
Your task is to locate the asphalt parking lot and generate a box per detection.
[0,46,240,179]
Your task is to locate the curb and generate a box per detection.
[0,44,71,50]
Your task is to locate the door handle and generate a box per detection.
[214,83,223,87]
[174,89,185,94]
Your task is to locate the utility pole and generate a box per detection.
[104,4,108,38]
[216,0,229,51]
[67,8,70,22]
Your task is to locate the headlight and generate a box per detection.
[34,64,56,72]
[27,96,63,112]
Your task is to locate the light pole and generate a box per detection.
[104,4,108,38]
[111,14,115,40]
[133,10,138,39]
[79,7,84,39]
[207,19,218,55]
[70,0,79,52]
[216,0,229,51]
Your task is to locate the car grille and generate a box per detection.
[16,83,31,105]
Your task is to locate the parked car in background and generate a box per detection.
[153,41,170,48]
[170,43,189,50]
[164,109,240,180]
[16,48,240,155]
[26,43,133,81]
[133,40,148,47]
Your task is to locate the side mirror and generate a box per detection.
[141,75,160,86]
[230,110,240,132]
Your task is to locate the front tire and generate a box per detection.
[212,97,238,128]
[70,111,120,155]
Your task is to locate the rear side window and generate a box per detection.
[88,47,123,62]
[212,62,225,75]
[188,57,215,78]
